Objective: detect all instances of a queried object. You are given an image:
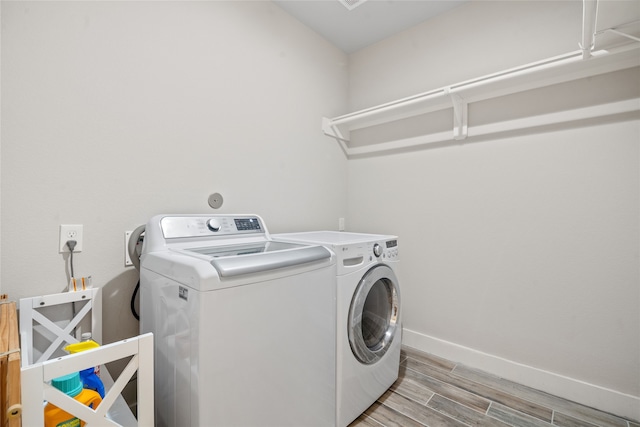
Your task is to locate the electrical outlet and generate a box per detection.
[339,218,345,231]
[59,225,83,253]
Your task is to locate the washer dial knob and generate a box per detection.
[206,218,221,232]
[373,243,383,257]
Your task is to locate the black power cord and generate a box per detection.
[66,239,78,335]
[131,281,140,321]
[127,225,145,321]
[67,240,77,278]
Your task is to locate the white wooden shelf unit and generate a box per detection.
[19,289,153,427]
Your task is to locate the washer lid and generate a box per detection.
[183,242,331,277]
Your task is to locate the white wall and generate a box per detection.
[346,0,639,420]
[1,1,348,342]
[3,0,638,420]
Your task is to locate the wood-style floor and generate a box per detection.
[349,346,638,427]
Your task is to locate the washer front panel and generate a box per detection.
[348,264,400,365]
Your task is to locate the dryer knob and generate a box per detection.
[206,218,221,232]
[373,243,383,257]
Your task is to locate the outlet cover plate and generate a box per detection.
[59,225,83,253]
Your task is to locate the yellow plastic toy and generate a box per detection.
[64,340,99,354]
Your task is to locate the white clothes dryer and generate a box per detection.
[140,215,336,427]
[274,231,401,427]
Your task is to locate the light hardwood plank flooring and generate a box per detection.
[349,346,638,427]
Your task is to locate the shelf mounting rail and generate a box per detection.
[322,0,640,157]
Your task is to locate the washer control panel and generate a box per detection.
[161,215,264,239]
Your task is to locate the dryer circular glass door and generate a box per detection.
[348,265,400,364]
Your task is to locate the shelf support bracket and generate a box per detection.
[580,0,599,59]
[322,117,351,156]
[449,92,468,140]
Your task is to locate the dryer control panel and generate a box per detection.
[366,240,398,261]
[383,239,399,260]
[272,231,398,277]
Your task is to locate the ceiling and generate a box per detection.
[273,0,468,53]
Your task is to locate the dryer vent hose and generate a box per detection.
[128,224,145,271]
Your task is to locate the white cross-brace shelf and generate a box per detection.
[19,289,153,427]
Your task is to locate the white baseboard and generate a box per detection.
[402,328,640,422]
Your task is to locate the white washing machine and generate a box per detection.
[140,215,336,427]
[274,231,401,427]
